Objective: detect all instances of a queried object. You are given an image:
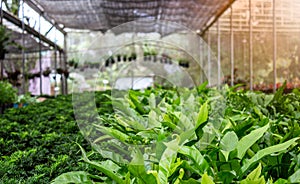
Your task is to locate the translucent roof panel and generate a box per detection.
[26,0,234,34]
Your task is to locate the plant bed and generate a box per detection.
[51,84,300,184]
[0,91,113,183]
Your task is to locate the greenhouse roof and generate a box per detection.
[2,10,63,53]
[26,0,235,34]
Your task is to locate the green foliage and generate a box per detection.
[3,0,20,16]
[1,84,300,183]
[17,92,37,104]
[53,84,300,183]
[0,81,17,104]
[0,91,112,183]
[0,25,11,57]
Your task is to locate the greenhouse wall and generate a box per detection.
[207,0,300,91]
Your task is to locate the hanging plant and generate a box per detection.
[131,53,137,61]
[116,54,122,62]
[64,70,69,78]
[0,25,11,60]
[178,58,189,68]
[3,0,20,16]
[42,67,51,77]
[56,68,64,75]
[68,58,79,69]
[25,73,35,80]
[0,25,22,60]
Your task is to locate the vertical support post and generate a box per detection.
[273,0,277,93]
[200,38,204,84]
[0,0,3,80]
[21,0,25,94]
[207,29,211,86]
[54,30,57,89]
[230,5,234,87]
[243,37,247,78]
[63,33,68,94]
[59,51,62,94]
[249,0,253,91]
[0,0,3,24]
[38,15,43,95]
[0,0,4,80]
[217,20,221,87]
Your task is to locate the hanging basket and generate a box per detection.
[43,69,51,77]
[56,68,64,74]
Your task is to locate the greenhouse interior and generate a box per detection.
[1,0,300,183]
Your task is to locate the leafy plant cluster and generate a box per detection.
[52,83,300,184]
[1,83,299,183]
[0,81,17,105]
[0,91,112,184]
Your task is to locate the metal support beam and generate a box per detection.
[21,0,26,94]
[54,30,57,89]
[63,33,68,94]
[273,0,277,93]
[0,0,3,24]
[45,25,54,36]
[249,0,253,91]
[200,39,204,84]
[59,51,62,95]
[217,20,221,87]
[200,0,237,36]
[39,15,42,95]
[207,29,211,86]
[230,5,234,87]
[0,0,4,80]
[0,0,3,80]
[2,10,63,52]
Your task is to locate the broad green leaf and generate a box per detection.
[241,163,265,184]
[196,102,208,129]
[124,172,131,184]
[94,124,130,142]
[179,128,196,145]
[216,171,236,184]
[147,170,160,184]
[128,91,147,115]
[93,143,127,164]
[51,171,97,184]
[170,158,183,176]
[158,136,180,184]
[289,169,300,183]
[273,178,288,184]
[129,148,160,184]
[264,95,274,107]
[148,110,161,128]
[237,124,269,159]
[77,144,124,184]
[220,131,238,161]
[162,113,178,130]
[220,131,239,152]
[201,172,215,184]
[178,146,209,174]
[174,168,185,184]
[149,93,156,109]
[241,137,300,174]
[179,178,201,184]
